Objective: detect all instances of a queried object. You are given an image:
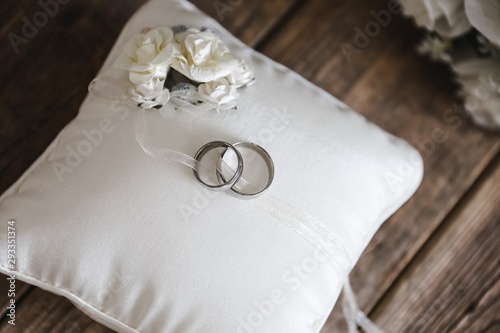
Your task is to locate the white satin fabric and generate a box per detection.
[0,1,423,332]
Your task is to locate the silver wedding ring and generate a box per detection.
[193,141,243,191]
[193,141,274,198]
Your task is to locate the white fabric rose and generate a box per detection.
[399,0,471,37]
[465,0,500,48]
[225,59,255,87]
[115,26,255,112]
[115,27,176,85]
[130,78,170,109]
[198,78,239,110]
[172,31,239,82]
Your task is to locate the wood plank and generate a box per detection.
[254,0,500,330]
[370,156,500,332]
[0,287,113,333]
[192,0,302,46]
[258,0,410,99]
[0,0,301,331]
[452,278,500,333]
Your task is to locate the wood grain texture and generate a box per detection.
[452,278,500,333]
[192,0,302,47]
[0,287,111,333]
[371,156,500,332]
[0,0,499,332]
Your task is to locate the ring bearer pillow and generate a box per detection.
[0,0,423,332]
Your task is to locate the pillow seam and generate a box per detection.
[0,267,140,333]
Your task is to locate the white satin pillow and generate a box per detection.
[0,0,423,332]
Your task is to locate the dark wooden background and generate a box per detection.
[1,0,499,332]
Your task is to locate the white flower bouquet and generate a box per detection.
[114,25,254,111]
[399,0,500,130]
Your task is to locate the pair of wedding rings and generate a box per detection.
[193,141,274,198]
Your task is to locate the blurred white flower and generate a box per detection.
[399,0,471,37]
[452,59,500,130]
[464,0,500,48]
[198,78,239,110]
[400,0,500,130]
[172,31,240,82]
[464,94,500,130]
[115,27,176,85]
[130,78,170,109]
[417,35,453,62]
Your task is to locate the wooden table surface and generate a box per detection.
[1,0,499,332]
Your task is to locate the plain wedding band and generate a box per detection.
[193,141,244,191]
